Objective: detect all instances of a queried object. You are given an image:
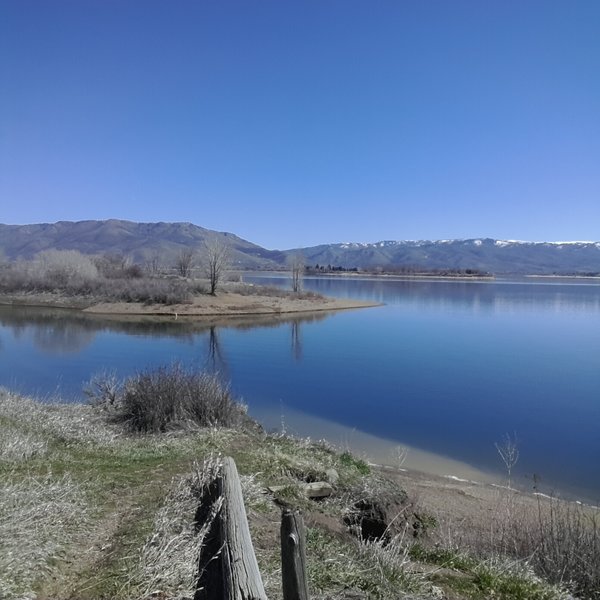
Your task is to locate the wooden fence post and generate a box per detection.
[281,510,309,600]
[196,457,268,600]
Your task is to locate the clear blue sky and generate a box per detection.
[1,1,598,249]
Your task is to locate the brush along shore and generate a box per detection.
[0,254,379,316]
[83,290,377,317]
[0,373,595,600]
[0,283,378,317]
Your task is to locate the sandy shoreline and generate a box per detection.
[84,292,379,317]
[0,290,380,318]
[254,404,600,508]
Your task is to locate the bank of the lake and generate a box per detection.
[0,289,379,318]
[2,275,600,502]
[1,389,593,600]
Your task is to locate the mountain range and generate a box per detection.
[1,220,600,275]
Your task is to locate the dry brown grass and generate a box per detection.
[132,459,223,599]
[0,389,119,447]
[225,281,322,300]
[0,473,89,599]
[427,486,599,599]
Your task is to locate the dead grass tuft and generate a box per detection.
[131,459,223,599]
[0,428,48,462]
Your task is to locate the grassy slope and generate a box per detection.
[0,390,572,600]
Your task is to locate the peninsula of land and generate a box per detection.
[85,290,378,317]
[0,288,379,318]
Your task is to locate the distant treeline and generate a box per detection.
[306,264,491,277]
[307,264,359,273]
[383,266,492,277]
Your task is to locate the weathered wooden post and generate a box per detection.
[281,510,309,600]
[196,457,268,600]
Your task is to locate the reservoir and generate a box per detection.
[1,275,599,501]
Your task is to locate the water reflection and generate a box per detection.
[0,305,331,355]
[33,323,96,354]
[246,274,600,314]
[205,326,228,377]
[290,321,302,361]
[0,307,101,353]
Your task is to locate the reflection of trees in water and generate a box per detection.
[291,321,302,361]
[0,308,99,353]
[0,305,335,357]
[33,323,96,354]
[0,306,198,341]
[205,326,228,379]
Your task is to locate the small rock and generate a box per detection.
[325,468,339,485]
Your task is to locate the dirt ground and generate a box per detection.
[0,290,379,317]
[379,464,598,549]
[84,291,379,317]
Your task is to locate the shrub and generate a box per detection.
[439,490,600,599]
[94,253,143,279]
[88,364,248,433]
[31,249,99,285]
[226,282,322,300]
[0,259,199,305]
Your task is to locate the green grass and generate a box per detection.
[306,527,424,599]
[339,450,371,475]
[410,544,571,600]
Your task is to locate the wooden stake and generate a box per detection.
[281,510,309,600]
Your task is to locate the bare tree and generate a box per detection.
[95,253,137,278]
[288,253,305,293]
[175,248,195,278]
[145,251,162,276]
[204,238,230,295]
[495,432,519,489]
[392,445,409,469]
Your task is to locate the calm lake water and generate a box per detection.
[1,275,599,501]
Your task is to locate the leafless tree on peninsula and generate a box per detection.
[204,238,230,295]
[288,253,305,293]
[176,249,195,278]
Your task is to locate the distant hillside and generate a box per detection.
[1,221,600,275]
[0,220,285,270]
[294,238,600,275]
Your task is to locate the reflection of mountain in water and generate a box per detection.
[0,306,331,355]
